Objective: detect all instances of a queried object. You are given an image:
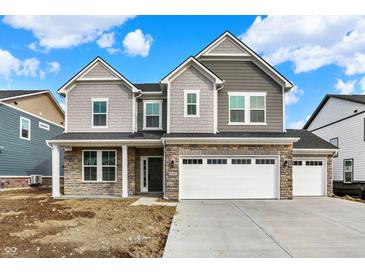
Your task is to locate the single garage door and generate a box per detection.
[293,159,326,196]
[180,156,278,199]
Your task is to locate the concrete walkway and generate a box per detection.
[163,198,365,257]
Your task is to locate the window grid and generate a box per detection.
[293,161,302,166]
[207,159,227,165]
[231,159,252,165]
[182,159,203,165]
[92,100,108,127]
[305,161,323,166]
[256,159,275,165]
[144,101,162,129]
[20,117,31,140]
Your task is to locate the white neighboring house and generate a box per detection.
[304,94,365,197]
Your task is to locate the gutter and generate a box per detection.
[293,148,338,155]
[161,137,300,145]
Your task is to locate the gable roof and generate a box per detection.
[134,83,161,92]
[58,56,140,94]
[303,94,365,129]
[195,31,293,90]
[161,56,223,85]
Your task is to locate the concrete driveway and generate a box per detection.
[163,198,365,257]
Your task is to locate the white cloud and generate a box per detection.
[285,85,304,105]
[123,29,153,57]
[97,32,115,48]
[0,49,60,80]
[3,16,134,50]
[359,76,365,94]
[240,16,365,75]
[288,120,305,129]
[335,78,357,94]
[107,48,120,54]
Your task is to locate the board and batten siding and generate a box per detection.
[169,66,215,133]
[201,60,284,132]
[307,97,365,131]
[311,112,365,182]
[137,99,167,131]
[0,104,64,176]
[66,82,133,132]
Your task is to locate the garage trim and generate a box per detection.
[178,154,281,200]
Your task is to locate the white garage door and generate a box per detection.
[293,159,326,196]
[180,156,278,199]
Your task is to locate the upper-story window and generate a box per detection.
[228,92,266,125]
[92,99,108,127]
[144,100,162,130]
[20,117,31,140]
[184,90,200,117]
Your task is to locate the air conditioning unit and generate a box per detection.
[29,175,42,186]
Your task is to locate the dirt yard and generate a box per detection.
[0,188,175,258]
[335,195,365,203]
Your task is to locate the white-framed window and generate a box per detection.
[330,137,339,157]
[82,150,116,182]
[344,159,353,184]
[20,117,31,140]
[92,98,108,127]
[143,100,162,130]
[228,92,266,125]
[39,121,50,131]
[184,90,200,117]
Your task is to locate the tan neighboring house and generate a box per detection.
[0,90,64,189]
[48,31,337,200]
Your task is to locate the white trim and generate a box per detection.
[228,91,267,125]
[51,145,60,198]
[161,56,223,85]
[1,102,64,128]
[19,116,31,141]
[58,57,140,94]
[140,156,164,193]
[143,100,163,130]
[77,77,120,81]
[82,149,117,183]
[282,86,286,132]
[195,32,293,89]
[167,84,171,133]
[183,90,200,117]
[39,121,50,131]
[65,93,68,133]
[91,98,109,128]
[213,82,218,133]
[204,53,249,57]
[122,145,128,198]
[0,90,49,102]
[47,139,163,146]
[132,94,136,133]
[293,148,338,155]
[162,137,300,145]
[141,91,163,95]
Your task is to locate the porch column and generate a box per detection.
[51,145,60,198]
[122,145,128,198]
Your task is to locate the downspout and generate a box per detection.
[215,81,225,133]
[162,138,167,199]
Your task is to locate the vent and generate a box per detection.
[29,175,42,186]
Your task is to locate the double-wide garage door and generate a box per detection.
[293,158,326,196]
[180,156,278,199]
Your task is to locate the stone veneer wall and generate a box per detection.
[63,147,123,196]
[293,154,333,196]
[128,147,136,195]
[165,144,293,200]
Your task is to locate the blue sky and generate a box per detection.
[1,15,365,128]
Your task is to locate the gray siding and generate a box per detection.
[207,37,247,55]
[81,63,116,79]
[201,60,283,132]
[0,104,64,176]
[67,82,133,132]
[137,99,167,131]
[169,66,215,133]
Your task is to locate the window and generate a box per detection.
[102,151,116,181]
[250,96,265,123]
[20,117,31,140]
[39,122,50,131]
[207,159,227,165]
[256,159,275,165]
[92,99,108,127]
[83,151,97,181]
[229,95,245,123]
[344,159,353,183]
[182,159,203,165]
[305,161,323,166]
[83,150,116,182]
[231,159,251,165]
[330,137,339,157]
[144,100,162,129]
[228,92,266,124]
[293,161,302,166]
[184,90,199,117]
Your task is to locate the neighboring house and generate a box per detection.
[304,94,365,197]
[0,90,65,189]
[48,31,337,200]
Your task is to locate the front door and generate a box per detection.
[140,156,163,192]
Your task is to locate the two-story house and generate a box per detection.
[304,94,365,198]
[48,31,337,200]
[0,90,64,189]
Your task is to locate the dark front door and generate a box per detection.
[148,157,163,192]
